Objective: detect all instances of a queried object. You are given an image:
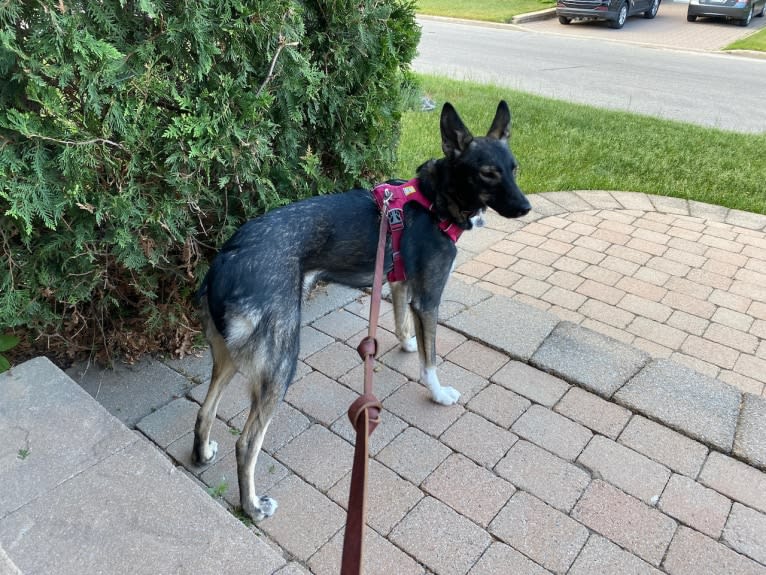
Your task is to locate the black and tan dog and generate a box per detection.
[192,101,531,521]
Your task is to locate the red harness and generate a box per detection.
[372,178,465,282]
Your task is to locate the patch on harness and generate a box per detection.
[387,208,404,231]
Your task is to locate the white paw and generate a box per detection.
[401,336,418,353]
[432,385,461,406]
[202,440,218,463]
[470,211,486,228]
[246,495,279,522]
[421,367,461,405]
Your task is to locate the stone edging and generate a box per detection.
[523,191,766,232]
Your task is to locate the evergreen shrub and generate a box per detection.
[0,0,419,362]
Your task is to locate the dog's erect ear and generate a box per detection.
[486,100,511,143]
[441,102,474,158]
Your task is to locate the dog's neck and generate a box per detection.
[416,159,478,231]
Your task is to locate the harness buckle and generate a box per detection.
[383,188,393,209]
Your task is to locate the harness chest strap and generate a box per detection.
[371,178,465,282]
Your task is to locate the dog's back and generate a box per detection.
[197,188,382,371]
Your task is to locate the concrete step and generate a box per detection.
[0,357,287,575]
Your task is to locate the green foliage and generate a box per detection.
[206,481,229,499]
[0,1,419,362]
[0,333,19,372]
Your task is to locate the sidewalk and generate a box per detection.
[2,191,766,574]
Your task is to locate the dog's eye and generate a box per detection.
[479,167,501,184]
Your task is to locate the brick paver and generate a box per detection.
[722,503,766,565]
[468,542,550,575]
[618,415,709,478]
[663,526,766,575]
[423,453,515,527]
[577,435,671,505]
[495,440,590,513]
[490,492,589,573]
[658,474,732,539]
[511,404,592,461]
[440,411,518,468]
[569,535,663,575]
[554,387,631,439]
[390,497,491,575]
[572,480,677,566]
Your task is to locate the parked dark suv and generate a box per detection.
[557,0,661,28]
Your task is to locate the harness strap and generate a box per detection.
[372,178,466,282]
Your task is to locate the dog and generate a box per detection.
[192,101,531,521]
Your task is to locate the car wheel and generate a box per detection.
[609,1,628,27]
[558,15,572,24]
[757,1,765,16]
[644,0,660,18]
[738,4,753,25]
[687,13,697,21]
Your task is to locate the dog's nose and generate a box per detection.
[514,200,531,218]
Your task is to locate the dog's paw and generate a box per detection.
[192,439,218,466]
[244,495,279,522]
[432,385,460,406]
[400,336,418,353]
[470,211,486,228]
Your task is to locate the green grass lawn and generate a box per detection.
[416,0,555,22]
[725,26,766,52]
[397,75,766,214]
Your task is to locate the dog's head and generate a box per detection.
[439,100,531,221]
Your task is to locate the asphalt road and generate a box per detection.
[414,14,766,134]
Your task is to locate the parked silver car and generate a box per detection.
[687,0,766,26]
[557,0,661,29]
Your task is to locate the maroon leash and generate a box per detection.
[340,192,390,575]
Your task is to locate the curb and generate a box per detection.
[724,48,766,60]
[416,10,558,28]
[512,8,558,24]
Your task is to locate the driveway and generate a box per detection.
[519,0,766,52]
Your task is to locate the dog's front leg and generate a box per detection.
[391,281,417,353]
[412,306,460,406]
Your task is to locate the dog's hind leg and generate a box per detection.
[236,358,293,521]
[236,388,280,521]
[411,305,460,406]
[192,331,237,465]
[235,317,299,522]
[391,281,417,352]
